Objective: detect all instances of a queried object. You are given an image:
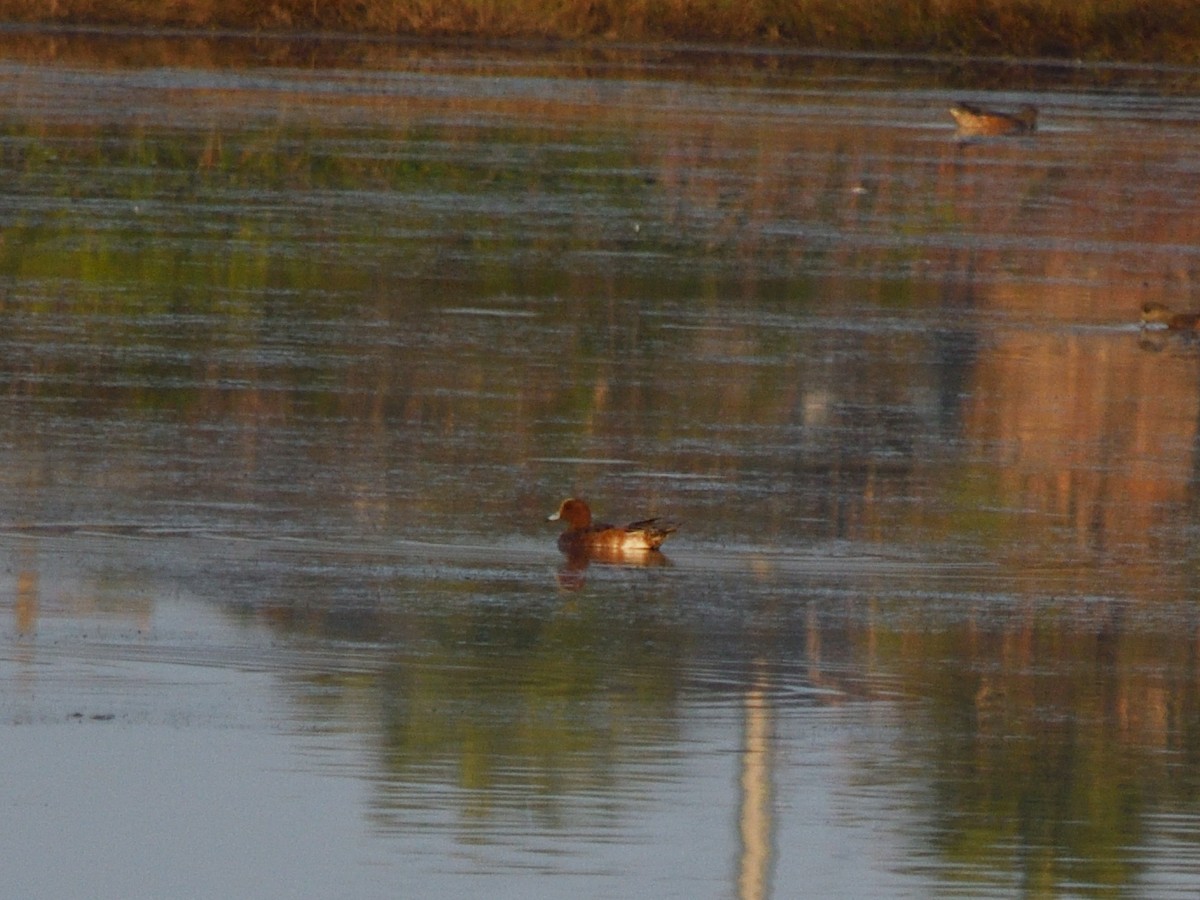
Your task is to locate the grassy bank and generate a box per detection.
[4,0,1200,63]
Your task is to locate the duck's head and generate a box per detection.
[548,497,592,528]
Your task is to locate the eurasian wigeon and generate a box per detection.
[1141,301,1200,330]
[547,497,677,555]
[949,101,1038,136]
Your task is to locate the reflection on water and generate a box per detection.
[3,29,1200,897]
[739,675,773,900]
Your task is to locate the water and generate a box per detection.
[3,28,1200,897]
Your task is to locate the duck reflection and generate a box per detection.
[1137,329,1199,353]
[555,544,672,590]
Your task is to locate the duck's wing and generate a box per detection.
[625,517,679,536]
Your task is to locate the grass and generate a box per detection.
[5,0,1200,63]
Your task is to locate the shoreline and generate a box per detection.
[2,1,1200,65]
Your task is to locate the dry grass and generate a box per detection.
[5,0,1200,62]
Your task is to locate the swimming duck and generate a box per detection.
[949,101,1038,136]
[1141,301,1200,330]
[547,497,677,555]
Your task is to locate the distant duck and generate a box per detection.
[1141,301,1200,330]
[547,497,677,556]
[949,101,1038,136]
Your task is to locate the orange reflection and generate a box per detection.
[555,547,672,590]
[962,280,1200,566]
[15,567,38,635]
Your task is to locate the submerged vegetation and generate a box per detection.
[4,0,1200,63]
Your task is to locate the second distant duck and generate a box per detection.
[1141,301,1200,330]
[547,497,677,555]
[949,101,1038,136]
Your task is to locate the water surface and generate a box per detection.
[3,29,1200,898]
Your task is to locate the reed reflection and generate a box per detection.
[887,594,1200,893]
[738,669,774,900]
[14,543,38,638]
[957,285,1200,569]
[356,589,687,833]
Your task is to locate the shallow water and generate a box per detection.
[4,29,1200,897]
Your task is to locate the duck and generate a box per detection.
[949,101,1038,136]
[547,497,677,555]
[1141,301,1200,330]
